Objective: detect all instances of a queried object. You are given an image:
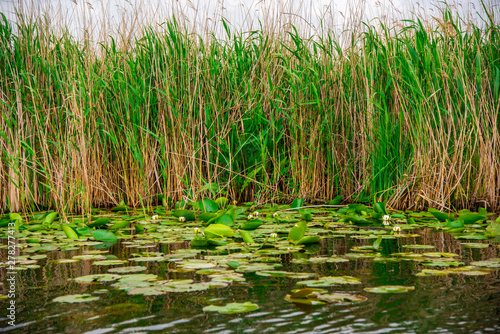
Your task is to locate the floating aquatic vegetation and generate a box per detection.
[108,266,147,273]
[203,302,259,314]
[53,294,100,303]
[255,271,316,279]
[416,267,492,277]
[402,245,435,249]
[297,276,362,287]
[127,280,228,295]
[74,274,122,283]
[316,293,368,304]
[364,286,415,293]
[93,260,128,266]
[470,258,500,268]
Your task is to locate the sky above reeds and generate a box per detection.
[0,0,494,40]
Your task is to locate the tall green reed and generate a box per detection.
[0,6,498,213]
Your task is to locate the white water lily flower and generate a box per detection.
[179,216,186,222]
[270,233,278,238]
[253,211,259,216]
[152,215,159,221]
[383,220,391,226]
[383,215,391,221]
[273,212,279,218]
[247,214,254,220]
[193,227,200,234]
[393,226,401,232]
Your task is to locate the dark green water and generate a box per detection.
[1,227,499,333]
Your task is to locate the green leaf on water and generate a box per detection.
[110,221,130,229]
[215,214,234,227]
[428,208,452,222]
[458,213,486,224]
[53,294,100,303]
[295,235,321,245]
[204,224,234,238]
[291,199,304,209]
[91,229,118,243]
[87,217,110,228]
[288,221,307,241]
[326,195,343,205]
[190,237,208,248]
[240,220,262,230]
[316,293,368,304]
[297,276,362,287]
[364,285,415,293]
[171,209,196,221]
[239,230,254,243]
[301,211,312,221]
[402,244,435,249]
[93,260,127,266]
[108,266,147,273]
[199,199,218,213]
[203,302,259,314]
[43,212,58,224]
[373,236,383,250]
[74,274,122,283]
[62,225,79,239]
[373,202,387,215]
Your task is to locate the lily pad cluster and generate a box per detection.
[0,197,498,313]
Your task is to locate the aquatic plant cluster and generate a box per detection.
[1,198,499,331]
[0,3,499,213]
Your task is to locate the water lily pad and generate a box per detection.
[93,260,128,266]
[461,243,490,248]
[203,302,259,314]
[297,276,362,287]
[204,224,234,238]
[364,285,415,293]
[295,235,321,245]
[470,258,500,268]
[53,259,80,264]
[53,294,100,303]
[108,266,147,273]
[255,271,315,279]
[423,252,459,258]
[74,274,122,283]
[236,263,279,273]
[284,295,326,305]
[210,274,246,283]
[402,245,435,249]
[127,281,227,295]
[421,259,464,267]
[316,293,368,303]
[129,256,165,262]
[289,288,327,298]
[72,254,107,261]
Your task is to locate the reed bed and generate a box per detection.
[0,1,499,213]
